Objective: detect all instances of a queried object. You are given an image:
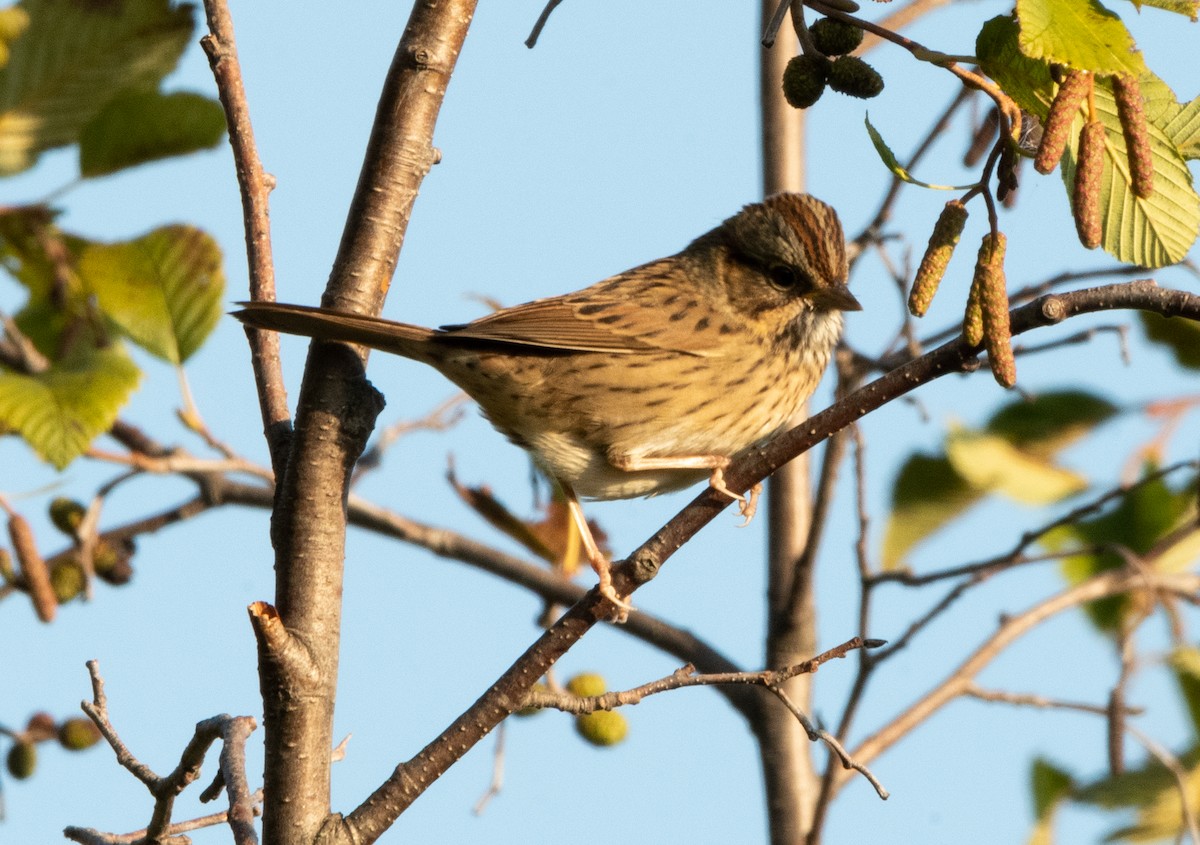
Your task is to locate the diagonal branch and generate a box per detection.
[335,280,1200,841]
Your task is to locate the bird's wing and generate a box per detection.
[441,259,729,356]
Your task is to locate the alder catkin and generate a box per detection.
[1073,120,1106,250]
[963,271,985,347]
[909,200,969,317]
[976,233,1015,388]
[1035,70,1091,175]
[1113,74,1154,199]
[8,512,56,623]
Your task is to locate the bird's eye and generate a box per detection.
[767,264,807,292]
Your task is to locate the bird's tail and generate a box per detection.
[231,301,438,361]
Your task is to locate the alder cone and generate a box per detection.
[809,17,863,56]
[782,54,829,109]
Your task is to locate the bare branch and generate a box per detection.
[199,0,289,470]
[75,661,260,845]
[842,568,1200,792]
[965,684,1145,717]
[525,0,565,48]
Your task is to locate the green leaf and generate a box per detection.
[1015,0,1147,77]
[1171,647,1200,740]
[864,115,977,191]
[0,6,30,68]
[1099,762,1200,842]
[946,427,1088,505]
[1059,76,1200,268]
[1127,0,1198,19]
[1140,312,1200,369]
[0,345,140,468]
[1077,750,1198,809]
[978,17,1200,266]
[0,0,193,175]
[1046,467,1197,630]
[1028,758,1074,845]
[1161,95,1200,161]
[79,90,225,178]
[987,390,1118,458]
[978,16,1058,118]
[77,226,225,364]
[882,454,980,569]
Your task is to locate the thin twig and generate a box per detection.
[200,0,290,471]
[524,637,883,713]
[524,0,564,48]
[76,661,260,844]
[965,684,1145,717]
[472,722,506,815]
[64,792,263,845]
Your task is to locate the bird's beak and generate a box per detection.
[813,285,862,312]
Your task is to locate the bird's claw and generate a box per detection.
[595,562,633,623]
[709,469,760,527]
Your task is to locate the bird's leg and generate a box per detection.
[610,453,759,525]
[560,482,633,620]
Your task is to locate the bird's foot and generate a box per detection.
[709,469,759,526]
[593,557,633,623]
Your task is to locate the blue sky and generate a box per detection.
[2,2,1198,843]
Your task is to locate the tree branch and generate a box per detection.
[200,0,290,473]
[246,3,478,843]
[337,280,1200,839]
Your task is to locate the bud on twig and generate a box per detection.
[909,200,969,317]
[8,511,56,622]
[1113,74,1153,199]
[1035,70,1091,175]
[1073,120,1106,250]
[997,142,1019,203]
[976,233,1015,387]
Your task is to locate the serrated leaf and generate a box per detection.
[1161,95,1200,160]
[865,114,977,191]
[978,17,1200,266]
[987,390,1118,458]
[77,226,224,364]
[1129,0,1199,19]
[0,0,193,175]
[946,427,1088,504]
[1171,647,1200,739]
[1059,77,1200,267]
[1028,758,1075,845]
[882,454,980,568]
[1140,312,1200,369]
[1015,0,1147,77]
[79,90,225,178]
[0,345,140,468]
